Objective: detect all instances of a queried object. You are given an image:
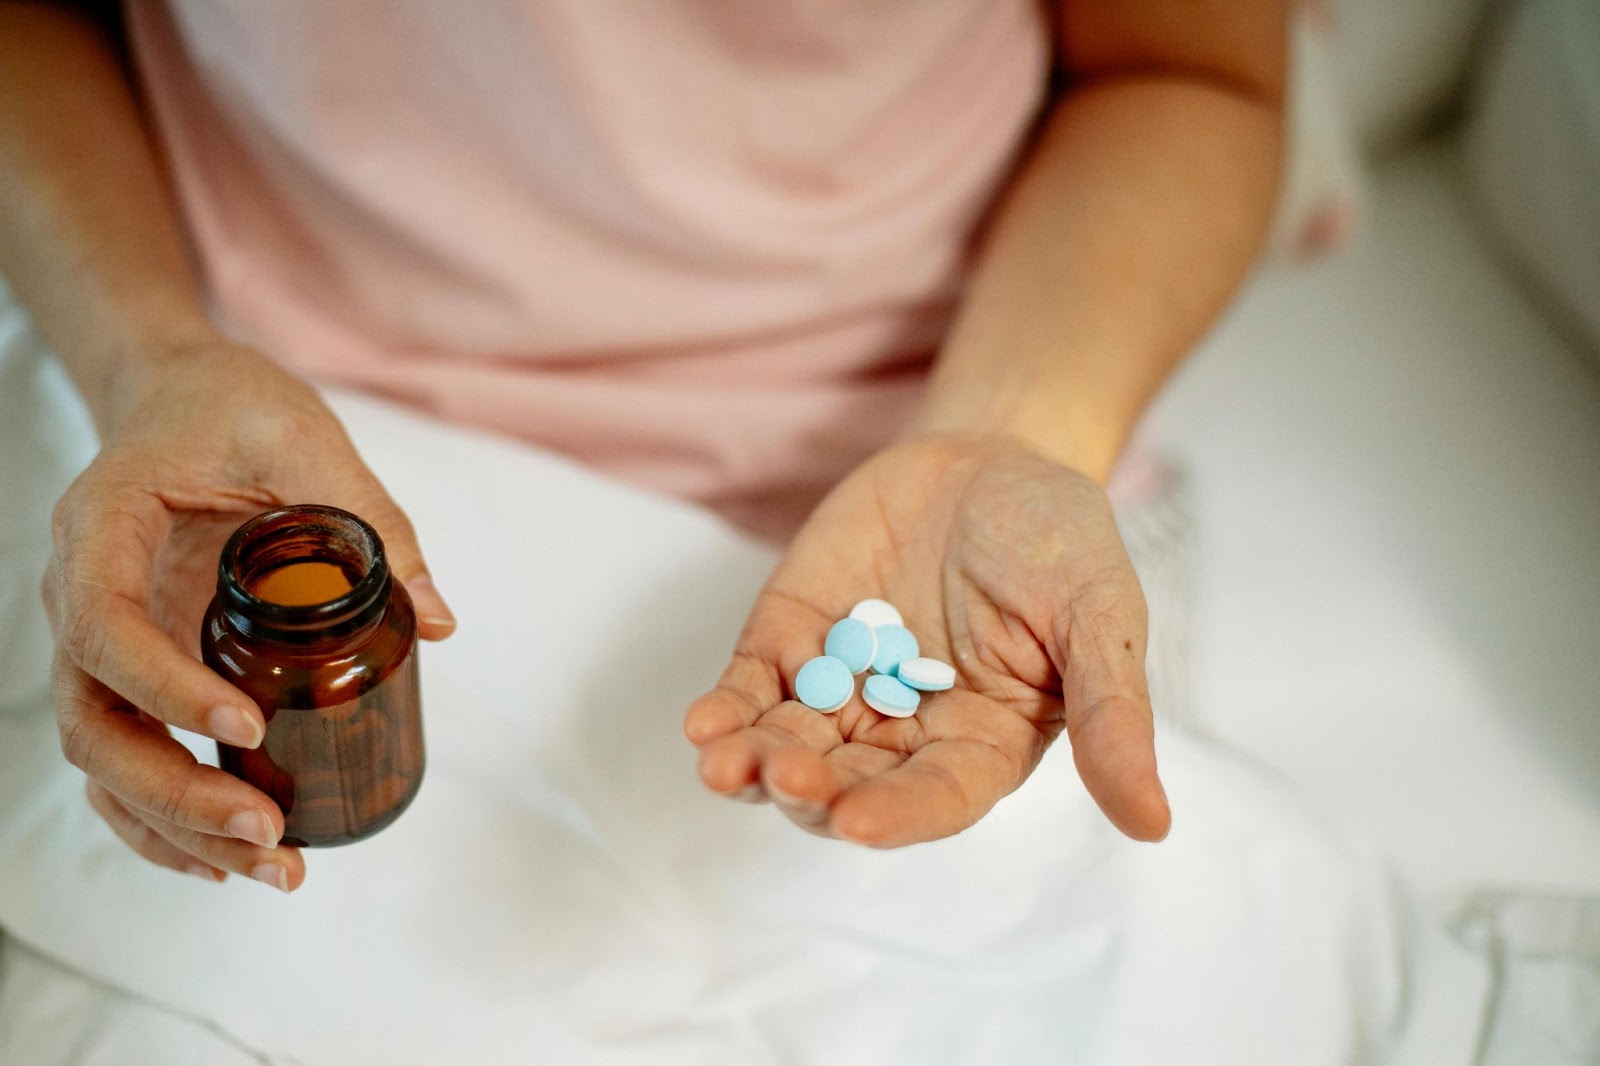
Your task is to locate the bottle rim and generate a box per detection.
[217,504,391,643]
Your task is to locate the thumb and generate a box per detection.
[1054,571,1170,842]
[344,478,456,642]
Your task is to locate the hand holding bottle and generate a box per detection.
[43,342,455,890]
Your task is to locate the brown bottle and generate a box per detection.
[201,505,425,847]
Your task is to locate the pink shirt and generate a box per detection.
[129,1,1051,537]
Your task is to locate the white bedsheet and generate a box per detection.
[1144,141,1600,896]
[0,346,1472,1065]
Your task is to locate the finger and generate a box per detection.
[684,587,836,746]
[684,653,783,746]
[1067,694,1168,842]
[1053,575,1170,842]
[340,474,456,641]
[829,737,1023,848]
[87,780,224,882]
[49,489,264,747]
[55,659,284,847]
[762,740,907,809]
[130,804,304,893]
[59,593,264,746]
[696,702,841,798]
[761,742,903,834]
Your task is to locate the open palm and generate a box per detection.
[685,435,1171,847]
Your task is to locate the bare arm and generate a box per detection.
[0,1,219,433]
[911,0,1288,480]
[1,2,452,889]
[690,3,1286,846]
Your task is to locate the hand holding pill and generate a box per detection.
[800,603,951,714]
[684,436,1170,848]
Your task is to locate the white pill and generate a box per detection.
[896,657,956,692]
[848,598,903,629]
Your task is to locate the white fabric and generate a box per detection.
[1143,141,1600,899]
[1446,890,1600,1063]
[0,318,1465,1064]
[1269,8,1367,260]
[1337,0,1495,152]
[1462,0,1600,362]
[0,937,293,1066]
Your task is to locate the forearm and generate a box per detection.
[911,73,1284,482]
[0,2,223,433]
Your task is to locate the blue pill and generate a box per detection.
[870,624,919,676]
[863,674,920,718]
[794,655,853,713]
[824,618,877,674]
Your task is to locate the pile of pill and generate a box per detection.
[793,599,957,718]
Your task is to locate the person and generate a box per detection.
[0,0,1285,892]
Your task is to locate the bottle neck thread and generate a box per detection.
[217,505,391,644]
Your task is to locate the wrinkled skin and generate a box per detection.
[43,344,454,889]
[686,435,1170,847]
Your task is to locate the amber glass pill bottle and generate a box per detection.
[201,505,424,847]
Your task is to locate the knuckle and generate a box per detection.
[348,475,411,532]
[84,780,114,818]
[48,472,117,550]
[389,508,418,544]
[147,773,197,826]
[58,714,97,773]
[1122,581,1150,627]
[48,489,79,545]
[225,391,333,483]
[227,402,301,457]
[59,601,109,676]
[38,563,63,634]
[136,660,182,723]
[368,498,419,554]
[1074,568,1148,636]
[157,822,247,875]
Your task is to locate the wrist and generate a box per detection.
[904,388,1129,484]
[59,300,228,438]
[94,330,253,439]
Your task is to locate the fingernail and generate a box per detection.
[209,705,263,748]
[226,809,279,849]
[185,862,221,882]
[252,863,290,893]
[408,576,456,629]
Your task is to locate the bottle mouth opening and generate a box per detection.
[218,505,390,641]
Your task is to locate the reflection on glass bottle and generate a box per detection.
[202,505,425,847]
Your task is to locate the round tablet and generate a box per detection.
[824,617,877,675]
[869,624,919,676]
[896,656,956,692]
[794,655,853,713]
[848,598,903,630]
[863,674,920,718]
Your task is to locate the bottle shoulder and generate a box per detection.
[202,589,417,709]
